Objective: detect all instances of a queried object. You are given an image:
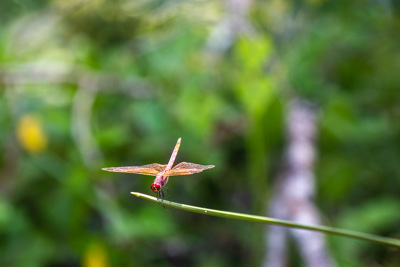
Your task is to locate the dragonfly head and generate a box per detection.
[150,182,161,193]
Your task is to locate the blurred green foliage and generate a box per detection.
[0,0,400,266]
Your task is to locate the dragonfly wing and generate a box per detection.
[166,162,215,176]
[102,163,167,176]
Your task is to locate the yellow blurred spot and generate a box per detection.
[83,242,109,267]
[16,114,48,154]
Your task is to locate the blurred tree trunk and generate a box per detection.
[264,99,335,267]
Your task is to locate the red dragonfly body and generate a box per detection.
[102,138,214,200]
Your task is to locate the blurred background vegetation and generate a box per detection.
[1,0,400,266]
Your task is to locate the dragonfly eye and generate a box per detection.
[151,183,161,192]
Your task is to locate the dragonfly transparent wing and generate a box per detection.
[102,163,167,176]
[166,162,215,176]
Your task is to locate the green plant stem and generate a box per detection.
[131,192,400,248]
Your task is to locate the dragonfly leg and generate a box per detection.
[160,189,169,209]
[163,187,170,201]
[161,189,165,203]
[156,191,161,204]
[155,190,167,209]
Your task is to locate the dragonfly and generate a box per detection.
[102,138,214,201]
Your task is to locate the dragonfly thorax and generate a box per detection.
[151,182,161,192]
